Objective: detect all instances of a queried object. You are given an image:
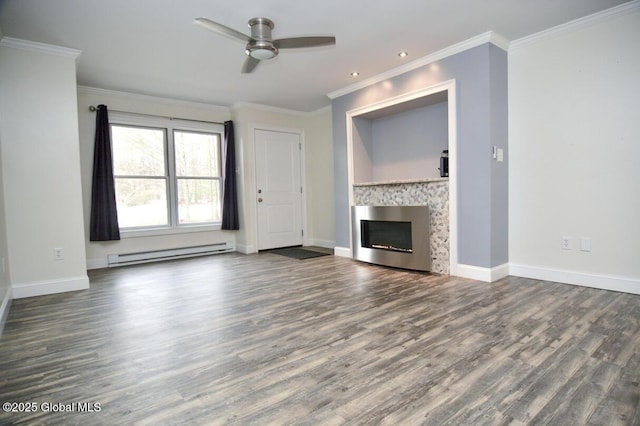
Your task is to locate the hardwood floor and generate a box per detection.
[1,252,639,425]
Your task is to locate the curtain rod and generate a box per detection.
[88,105,224,125]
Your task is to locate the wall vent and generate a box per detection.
[107,242,233,267]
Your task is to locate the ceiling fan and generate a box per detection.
[194,17,336,73]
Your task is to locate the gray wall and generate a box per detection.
[352,117,373,183]
[489,45,509,267]
[371,103,448,181]
[332,43,508,269]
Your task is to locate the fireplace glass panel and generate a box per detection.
[352,205,430,271]
[360,220,412,253]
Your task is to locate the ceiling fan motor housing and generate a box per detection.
[246,17,278,60]
[193,15,335,73]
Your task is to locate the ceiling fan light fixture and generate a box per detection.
[247,45,278,60]
[245,37,278,60]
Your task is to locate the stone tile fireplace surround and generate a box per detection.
[353,178,449,274]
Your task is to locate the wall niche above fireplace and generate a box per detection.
[351,90,448,184]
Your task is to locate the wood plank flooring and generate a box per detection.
[0,252,639,425]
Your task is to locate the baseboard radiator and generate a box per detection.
[107,242,234,267]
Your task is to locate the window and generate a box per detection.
[173,130,222,225]
[110,113,223,235]
[112,125,168,228]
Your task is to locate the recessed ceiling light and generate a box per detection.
[350,71,360,77]
[398,51,408,58]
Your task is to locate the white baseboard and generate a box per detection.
[234,244,255,254]
[490,263,510,282]
[12,275,90,299]
[334,246,352,258]
[456,263,510,282]
[87,258,108,270]
[509,263,640,295]
[305,239,336,249]
[0,289,12,337]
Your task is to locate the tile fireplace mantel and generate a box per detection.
[353,177,448,187]
[352,179,449,274]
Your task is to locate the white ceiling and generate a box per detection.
[0,0,631,112]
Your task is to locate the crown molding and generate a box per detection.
[0,36,81,59]
[79,86,328,117]
[327,1,638,101]
[232,101,317,117]
[327,31,508,100]
[488,32,511,51]
[77,85,230,114]
[309,104,332,116]
[510,0,640,51]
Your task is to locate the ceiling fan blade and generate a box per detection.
[193,17,251,43]
[274,36,336,49]
[241,56,260,74]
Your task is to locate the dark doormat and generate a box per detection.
[267,247,331,260]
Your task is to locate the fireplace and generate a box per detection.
[352,205,430,271]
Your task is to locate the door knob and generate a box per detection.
[258,197,263,202]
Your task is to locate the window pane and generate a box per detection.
[174,131,220,177]
[177,179,221,224]
[115,178,168,227]
[112,125,166,176]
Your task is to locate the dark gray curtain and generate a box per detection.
[221,120,239,230]
[89,105,120,241]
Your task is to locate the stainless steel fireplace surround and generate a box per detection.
[352,205,430,272]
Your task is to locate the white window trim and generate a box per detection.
[109,112,225,238]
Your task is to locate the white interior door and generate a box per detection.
[255,129,303,250]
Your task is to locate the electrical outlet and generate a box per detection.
[561,237,571,250]
[54,248,64,260]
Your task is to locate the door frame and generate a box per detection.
[250,124,307,252]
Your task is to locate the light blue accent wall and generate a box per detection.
[489,45,509,267]
[371,102,448,181]
[332,43,508,269]
[352,117,373,183]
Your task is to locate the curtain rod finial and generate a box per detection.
[89,105,97,112]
